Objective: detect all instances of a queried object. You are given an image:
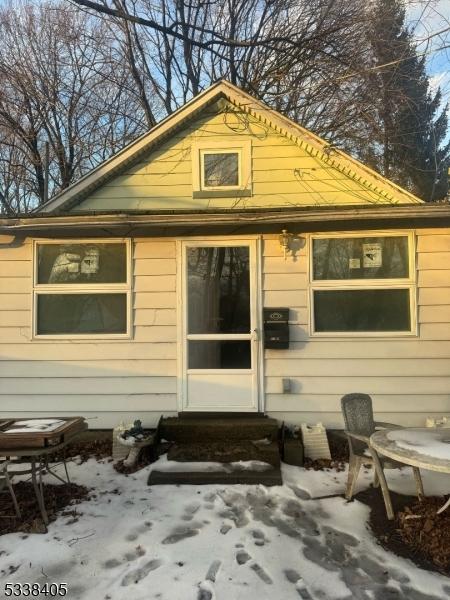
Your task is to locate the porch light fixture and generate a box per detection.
[279,229,293,260]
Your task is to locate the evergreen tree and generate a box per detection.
[365,0,449,201]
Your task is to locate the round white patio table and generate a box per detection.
[370,427,450,514]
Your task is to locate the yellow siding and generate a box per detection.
[76,103,404,211]
[263,230,450,427]
[1,228,450,428]
[0,235,178,426]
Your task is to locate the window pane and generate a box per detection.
[203,152,239,187]
[189,341,251,369]
[313,237,409,280]
[37,294,127,334]
[38,243,127,284]
[314,289,411,332]
[187,246,250,334]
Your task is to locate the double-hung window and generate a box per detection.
[310,232,416,335]
[33,240,131,338]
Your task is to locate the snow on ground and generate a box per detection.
[153,456,273,472]
[1,456,450,600]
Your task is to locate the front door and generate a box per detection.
[180,240,260,412]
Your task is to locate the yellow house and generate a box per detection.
[1,80,450,428]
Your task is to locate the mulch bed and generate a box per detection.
[0,437,107,536]
[0,481,89,535]
[53,437,113,463]
[357,487,450,576]
[398,497,450,573]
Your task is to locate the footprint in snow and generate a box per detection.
[250,563,273,585]
[235,548,272,585]
[236,549,251,565]
[197,561,221,600]
[197,583,213,600]
[182,502,201,521]
[103,546,146,569]
[203,492,216,502]
[125,521,152,541]
[284,569,301,583]
[251,529,268,546]
[104,558,122,569]
[121,559,162,586]
[284,569,312,599]
[162,523,202,544]
[291,486,311,501]
[205,560,221,582]
[124,545,146,562]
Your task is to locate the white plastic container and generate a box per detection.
[300,422,331,460]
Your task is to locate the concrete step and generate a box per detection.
[148,468,282,486]
[160,416,279,443]
[167,440,280,467]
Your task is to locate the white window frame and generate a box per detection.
[192,140,252,195]
[32,238,132,340]
[308,230,417,337]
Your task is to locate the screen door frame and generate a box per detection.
[177,237,263,412]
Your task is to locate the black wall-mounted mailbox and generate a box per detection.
[263,307,289,349]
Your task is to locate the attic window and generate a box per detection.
[202,151,239,188]
[192,141,252,198]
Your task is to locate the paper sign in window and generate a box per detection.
[363,243,382,268]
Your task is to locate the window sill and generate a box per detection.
[193,189,252,199]
[32,333,132,341]
[308,330,418,338]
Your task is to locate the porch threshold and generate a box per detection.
[177,412,266,419]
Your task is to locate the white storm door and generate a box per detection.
[181,240,259,412]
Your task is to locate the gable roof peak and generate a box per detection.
[38,80,422,213]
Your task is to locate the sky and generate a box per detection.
[406,0,450,101]
[0,0,449,103]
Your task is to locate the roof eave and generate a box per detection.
[2,204,450,235]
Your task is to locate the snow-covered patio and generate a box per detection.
[1,457,449,600]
